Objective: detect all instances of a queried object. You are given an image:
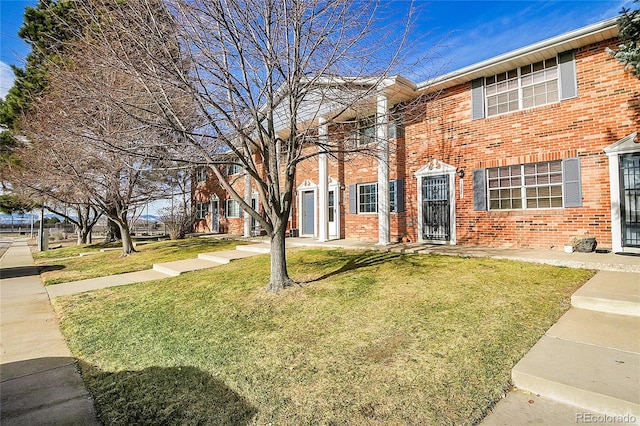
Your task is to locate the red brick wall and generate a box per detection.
[195,37,639,249]
[404,38,639,249]
[193,166,248,235]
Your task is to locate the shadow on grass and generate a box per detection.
[302,251,403,284]
[78,361,257,425]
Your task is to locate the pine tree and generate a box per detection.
[609,0,640,78]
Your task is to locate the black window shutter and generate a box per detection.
[348,184,357,214]
[559,50,577,100]
[396,178,405,213]
[562,157,582,207]
[471,78,485,120]
[473,169,487,211]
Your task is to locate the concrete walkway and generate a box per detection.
[46,243,271,299]
[0,239,99,425]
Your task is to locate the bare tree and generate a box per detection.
[6,134,103,245]
[16,44,173,255]
[158,167,195,239]
[73,0,429,291]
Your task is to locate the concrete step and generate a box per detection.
[99,247,121,253]
[236,244,271,254]
[152,258,223,277]
[198,250,259,264]
[512,335,640,417]
[78,252,99,257]
[546,308,640,353]
[481,388,603,425]
[571,271,640,317]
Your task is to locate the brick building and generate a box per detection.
[194,17,640,253]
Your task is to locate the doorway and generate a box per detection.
[210,197,219,233]
[621,154,640,248]
[302,190,315,236]
[422,175,450,241]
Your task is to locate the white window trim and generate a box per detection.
[357,182,378,214]
[486,161,564,211]
[484,56,560,117]
[226,199,241,218]
[227,163,242,176]
[195,167,208,183]
[195,201,209,220]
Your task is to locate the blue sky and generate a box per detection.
[0,0,633,99]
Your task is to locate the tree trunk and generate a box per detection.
[104,218,121,243]
[116,219,136,256]
[76,224,90,245]
[265,224,295,293]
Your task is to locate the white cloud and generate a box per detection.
[0,61,15,100]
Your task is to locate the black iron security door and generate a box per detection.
[621,154,640,247]
[422,175,450,241]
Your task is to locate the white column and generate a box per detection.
[318,117,329,242]
[243,172,252,237]
[376,93,390,246]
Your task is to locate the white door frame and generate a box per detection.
[414,159,457,244]
[297,179,318,237]
[328,178,340,239]
[210,194,219,233]
[605,132,640,253]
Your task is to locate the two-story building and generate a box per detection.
[194,17,640,253]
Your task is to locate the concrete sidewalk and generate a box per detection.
[0,239,99,425]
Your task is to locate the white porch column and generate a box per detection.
[243,172,252,237]
[318,117,329,241]
[318,117,329,242]
[376,93,390,246]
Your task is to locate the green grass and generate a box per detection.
[54,249,594,425]
[35,238,243,285]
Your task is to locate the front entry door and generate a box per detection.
[211,199,219,233]
[621,154,640,248]
[422,175,450,241]
[328,188,338,238]
[302,191,315,235]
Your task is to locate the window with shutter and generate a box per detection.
[472,50,576,119]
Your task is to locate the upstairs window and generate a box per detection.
[355,116,376,146]
[195,167,208,183]
[471,50,576,120]
[485,57,558,117]
[227,163,242,175]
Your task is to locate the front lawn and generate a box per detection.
[35,238,242,285]
[54,249,593,425]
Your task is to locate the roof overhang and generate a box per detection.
[418,17,619,93]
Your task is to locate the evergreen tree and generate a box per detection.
[1,0,81,129]
[609,0,640,78]
[1,0,81,205]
